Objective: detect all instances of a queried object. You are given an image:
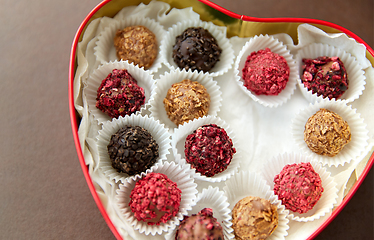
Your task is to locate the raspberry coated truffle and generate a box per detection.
[242,48,290,95]
[175,208,224,240]
[114,25,158,69]
[129,172,181,225]
[301,56,348,99]
[304,108,351,157]
[232,196,278,240]
[163,79,210,126]
[96,69,145,118]
[173,27,222,73]
[184,124,236,177]
[107,125,159,175]
[273,162,324,214]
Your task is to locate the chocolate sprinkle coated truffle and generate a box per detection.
[184,124,236,177]
[173,27,222,72]
[301,56,348,99]
[96,69,145,119]
[114,25,158,69]
[273,162,324,214]
[175,208,224,240]
[107,125,159,175]
[304,108,351,157]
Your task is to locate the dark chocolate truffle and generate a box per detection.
[184,124,236,177]
[96,69,145,119]
[301,56,348,99]
[107,125,159,175]
[172,27,222,72]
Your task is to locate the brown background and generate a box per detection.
[0,0,372,239]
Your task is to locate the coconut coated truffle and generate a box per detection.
[273,162,324,214]
[129,172,181,225]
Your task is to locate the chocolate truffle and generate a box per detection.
[163,79,210,126]
[232,196,278,240]
[129,172,181,225]
[301,56,348,99]
[184,124,236,177]
[175,208,224,240]
[114,25,158,69]
[242,48,290,95]
[304,108,351,157]
[273,162,324,214]
[107,125,159,175]
[96,69,145,118]
[172,27,222,72]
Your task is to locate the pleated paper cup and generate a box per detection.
[116,161,198,235]
[233,34,298,108]
[96,114,171,184]
[171,115,241,182]
[94,16,165,73]
[84,60,155,124]
[148,68,222,130]
[291,98,370,167]
[261,152,338,222]
[295,43,366,103]
[165,186,234,240]
[160,19,234,77]
[223,171,289,240]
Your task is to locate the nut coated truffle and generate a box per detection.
[242,48,290,95]
[173,27,222,72]
[304,108,351,157]
[107,125,159,175]
[301,56,348,99]
[129,172,181,225]
[163,79,210,126]
[273,162,324,214]
[232,196,278,240]
[96,69,145,119]
[114,25,158,69]
[184,124,236,177]
[175,208,224,240]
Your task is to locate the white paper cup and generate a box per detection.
[295,43,366,103]
[116,161,198,235]
[233,34,298,108]
[84,60,155,124]
[261,152,338,222]
[165,186,234,240]
[149,68,222,130]
[160,19,234,77]
[171,115,241,182]
[94,16,165,73]
[291,99,370,167]
[223,171,289,240]
[96,114,171,183]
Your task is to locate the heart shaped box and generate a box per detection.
[69,0,374,239]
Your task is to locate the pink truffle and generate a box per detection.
[273,162,324,214]
[242,48,290,95]
[129,172,181,225]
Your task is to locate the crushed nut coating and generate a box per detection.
[304,108,351,157]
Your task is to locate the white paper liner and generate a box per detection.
[84,60,155,124]
[165,186,234,240]
[116,161,198,235]
[295,43,366,103]
[96,114,171,183]
[223,171,289,240]
[160,19,235,77]
[94,16,165,73]
[233,34,298,108]
[261,152,339,222]
[171,115,241,182]
[291,98,370,167]
[149,68,222,130]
